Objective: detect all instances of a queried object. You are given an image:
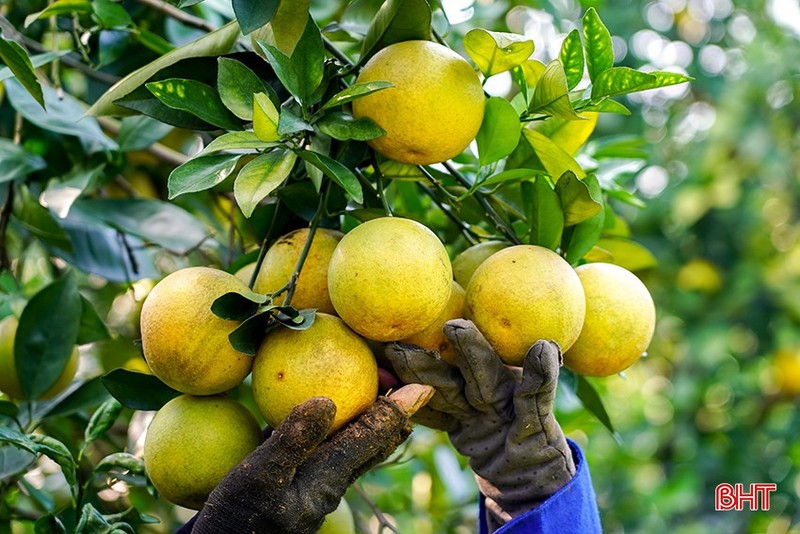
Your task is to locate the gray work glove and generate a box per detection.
[190,384,433,534]
[386,319,576,532]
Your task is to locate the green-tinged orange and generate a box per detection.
[452,241,509,288]
[143,394,262,510]
[327,217,452,341]
[140,267,253,395]
[252,313,378,432]
[564,263,656,377]
[466,245,585,366]
[0,316,79,400]
[253,228,342,314]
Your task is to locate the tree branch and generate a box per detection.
[134,0,216,32]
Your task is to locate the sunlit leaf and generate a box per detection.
[476,97,520,166]
[535,112,598,156]
[589,237,658,271]
[560,29,584,90]
[317,112,386,141]
[198,131,275,157]
[146,78,241,130]
[591,67,656,98]
[253,92,280,141]
[250,0,310,56]
[464,28,534,77]
[167,154,241,199]
[218,57,272,120]
[320,81,394,111]
[564,175,605,264]
[529,60,583,120]
[555,171,603,226]
[234,150,297,217]
[88,21,241,117]
[582,8,614,82]
[522,129,585,180]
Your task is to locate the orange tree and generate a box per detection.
[0,0,688,531]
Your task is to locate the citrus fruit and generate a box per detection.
[318,498,356,534]
[465,245,585,365]
[143,394,262,510]
[327,217,452,341]
[452,241,508,288]
[0,315,79,400]
[251,313,378,432]
[401,281,466,364]
[140,267,253,395]
[352,40,485,165]
[234,262,257,285]
[564,263,656,377]
[253,228,342,314]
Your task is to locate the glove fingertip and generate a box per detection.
[522,340,562,385]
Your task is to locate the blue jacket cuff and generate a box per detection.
[479,439,602,533]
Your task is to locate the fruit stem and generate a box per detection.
[440,161,522,245]
[283,181,331,307]
[322,35,354,68]
[249,201,284,290]
[372,154,393,216]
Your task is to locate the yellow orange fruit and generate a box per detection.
[401,281,466,364]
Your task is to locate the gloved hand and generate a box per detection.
[189,384,434,534]
[385,319,576,532]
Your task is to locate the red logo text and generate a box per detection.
[715,483,777,511]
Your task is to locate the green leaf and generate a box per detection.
[0,427,37,455]
[94,452,145,476]
[0,139,46,184]
[5,80,117,151]
[73,198,210,255]
[591,67,656,99]
[361,0,432,60]
[234,150,297,217]
[12,184,73,252]
[84,398,123,444]
[535,113,599,156]
[0,38,44,108]
[233,0,279,35]
[229,311,273,355]
[529,60,582,120]
[92,0,132,28]
[561,369,618,437]
[277,106,313,136]
[522,129,585,180]
[34,515,65,534]
[249,0,310,56]
[0,401,19,420]
[117,116,173,152]
[275,308,315,331]
[115,86,214,130]
[560,29,584,91]
[46,377,111,418]
[76,504,112,533]
[464,29,534,77]
[217,57,271,121]
[589,237,657,271]
[523,177,563,250]
[40,164,105,219]
[198,131,276,157]
[253,92,280,141]
[555,171,603,226]
[580,97,630,115]
[146,78,242,130]
[564,175,605,264]
[630,70,693,92]
[257,19,324,106]
[211,291,267,321]
[320,81,394,111]
[167,153,241,199]
[317,112,385,141]
[101,369,180,411]
[24,0,92,27]
[15,274,82,399]
[479,168,537,188]
[297,151,363,204]
[582,8,614,82]
[88,21,241,117]
[0,51,68,83]
[135,28,175,55]
[78,296,109,344]
[476,97,520,167]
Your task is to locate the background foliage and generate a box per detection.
[0,0,798,532]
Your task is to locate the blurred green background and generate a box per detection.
[2,0,800,532]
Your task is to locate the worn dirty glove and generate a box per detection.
[386,319,576,532]
[189,384,433,534]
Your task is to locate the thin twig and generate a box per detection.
[249,201,283,289]
[441,161,521,244]
[282,181,331,306]
[418,183,479,246]
[322,35,355,67]
[134,0,216,32]
[353,484,400,534]
[0,184,15,272]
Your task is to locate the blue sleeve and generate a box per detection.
[478,439,602,534]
